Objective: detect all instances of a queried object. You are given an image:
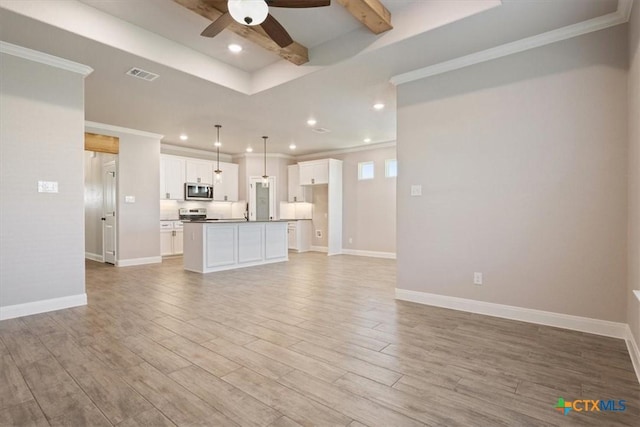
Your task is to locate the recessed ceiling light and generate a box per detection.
[214,141,222,147]
[246,147,253,153]
[364,138,372,143]
[179,134,188,141]
[306,118,317,126]
[373,103,385,110]
[289,144,296,150]
[228,44,243,53]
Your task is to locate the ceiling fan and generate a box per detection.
[201,0,331,48]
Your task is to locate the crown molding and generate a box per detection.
[232,152,295,160]
[161,143,234,162]
[0,41,93,76]
[391,0,633,86]
[294,141,396,161]
[85,121,164,139]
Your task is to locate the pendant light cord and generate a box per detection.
[262,136,268,178]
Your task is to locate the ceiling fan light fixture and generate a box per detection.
[228,0,269,26]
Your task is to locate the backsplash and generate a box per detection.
[279,202,313,220]
[160,200,246,220]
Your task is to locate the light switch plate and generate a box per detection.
[410,185,422,196]
[38,181,58,193]
[125,196,136,203]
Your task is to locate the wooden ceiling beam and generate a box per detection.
[173,0,309,66]
[337,0,392,34]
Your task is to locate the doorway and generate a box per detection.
[248,176,276,221]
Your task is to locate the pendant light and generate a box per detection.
[261,136,269,188]
[214,124,222,183]
[228,0,269,26]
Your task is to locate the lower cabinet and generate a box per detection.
[288,220,312,252]
[161,221,184,256]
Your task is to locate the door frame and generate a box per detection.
[248,176,276,221]
[102,160,117,264]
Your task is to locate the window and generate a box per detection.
[358,161,374,180]
[385,159,397,178]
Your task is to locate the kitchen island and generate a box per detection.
[182,220,289,273]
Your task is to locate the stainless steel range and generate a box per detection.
[178,208,207,221]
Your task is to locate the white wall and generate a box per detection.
[396,26,628,322]
[85,124,162,264]
[0,52,87,315]
[628,5,640,346]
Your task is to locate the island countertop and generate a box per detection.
[184,219,291,223]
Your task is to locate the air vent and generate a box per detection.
[311,127,331,134]
[126,67,159,81]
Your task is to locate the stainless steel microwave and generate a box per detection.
[184,182,213,201]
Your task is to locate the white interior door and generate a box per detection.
[103,162,117,264]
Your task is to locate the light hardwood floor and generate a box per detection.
[1,253,638,426]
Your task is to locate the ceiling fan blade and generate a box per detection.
[200,12,233,38]
[267,0,330,8]
[261,14,294,48]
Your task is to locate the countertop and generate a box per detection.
[184,219,290,223]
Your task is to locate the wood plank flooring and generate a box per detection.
[0,252,638,426]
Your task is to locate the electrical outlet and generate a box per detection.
[410,185,422,196]
[348,237,353,244]
[473,272,483,285]
[316,230,323,238]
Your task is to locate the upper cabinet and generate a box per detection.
[288,164,312,202]
[299,159,329,186]
[161,154,239,202]
[160,155,185,200]
[186,159,213,184]
[213,162,239,202]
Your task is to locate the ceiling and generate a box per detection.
[0,0,622,155]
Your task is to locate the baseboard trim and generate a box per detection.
[310,246,328,253]
[85,252,104,262]
[0,294,87,321]
[626,326,640,384]
[395,289,628,339]
[341,249,396,259]
[117,256,162,267]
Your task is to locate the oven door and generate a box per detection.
[184,183,213,201]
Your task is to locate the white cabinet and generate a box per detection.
[213,162,239,202]
[160,155,185,200]
[160,221,184,256]
[183,222,288,273]
[161,154,239,202]
[288,164,312,202]
[186,159,213,184]
[299,159,329,186]
[288,220,312,252]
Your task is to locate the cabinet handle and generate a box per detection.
[294,196,297,202]
[197,178,201,183]
[166,193,170,199]
[311,178,315,184]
